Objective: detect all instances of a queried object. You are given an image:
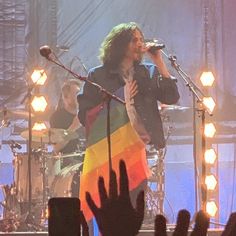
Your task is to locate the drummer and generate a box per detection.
[50,79,85,168]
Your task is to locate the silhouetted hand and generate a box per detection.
[80,210,89,236]
[86,160,145,236]
[172,209,190,236]
[190,210,209,236]
[154,214,167,236]
[221,212,236,236]
[154,209,190,236]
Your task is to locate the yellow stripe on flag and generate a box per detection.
[82,122,144,175]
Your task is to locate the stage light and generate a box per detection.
[205,174,217,190]
[200,71,215,87]
[206,201,218,217]
[204,123,216,138]
[31,69,47,85]
[204,148,217,164]
[32,122,47,131]
[203,97,215,114]
[31,95,48,112]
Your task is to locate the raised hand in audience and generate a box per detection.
[221,212,236,236]
[86,160,145,236]
[172,209,190,236]
[190,210,209,236]
[80,210,89,236]
[154,214,167,236]
[155,209,190,236]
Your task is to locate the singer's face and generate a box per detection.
[125,29,144,63]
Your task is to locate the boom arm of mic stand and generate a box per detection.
[46,56,125,105]
[161,50,205,103]
[45,54,125,172]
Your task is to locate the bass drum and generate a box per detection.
[14,152,60,202]
[50,162,83,198]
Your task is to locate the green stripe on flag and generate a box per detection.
[87,103,129,146]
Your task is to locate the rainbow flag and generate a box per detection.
[79,89,150,221]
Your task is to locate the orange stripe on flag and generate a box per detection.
[82,123,142,175]
[80,141,150,221]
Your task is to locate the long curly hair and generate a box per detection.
[99,22,143,68]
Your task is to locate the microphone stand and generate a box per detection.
[161,51,210,213]
[43,53,125,173]
[20,80,45,231]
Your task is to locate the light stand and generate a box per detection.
[162,51,210,212]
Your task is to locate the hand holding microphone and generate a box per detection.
[144,39,171,78]
[145,39,165,55]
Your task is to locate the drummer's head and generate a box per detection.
[61,79,81,111]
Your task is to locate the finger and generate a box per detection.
[135,190,145,222]
[154,214,167,236]
[155,216,167,236]
[85,191,99,217]
[148,49,161,57]
[129,81,138,98]
[129,80,137,89]
[129,81,138,92]
[119,160,129,197]
[98,176,108,206]
[109,170,118,199]
[190,210,209,236]
[222,212,236,236]
[173,209,190,236]
[130,84,138,94]
[131,88,138,98]
[80,211,89,236]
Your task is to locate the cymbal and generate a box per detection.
[0,108,33,119]
[159,104,190,111]
[21,128,79,144]
[51,151,84,159]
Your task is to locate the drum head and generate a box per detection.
[50,162,83,198]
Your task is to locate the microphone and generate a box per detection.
[145,39,165,53]
[39,45,52,59]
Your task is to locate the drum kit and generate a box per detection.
[0,105,189,231]
[0,109,85,232]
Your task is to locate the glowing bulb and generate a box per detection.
[31,69,47,85]
[204,123,216,138]
[200,71,215,86]
[203,97,216,114]
[205,175,217,190]
[204,149,217,164]
[31,95,48,112]
[206,201,218,217]
[32,122,47,131]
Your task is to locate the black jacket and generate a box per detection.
[78,63,180,148]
